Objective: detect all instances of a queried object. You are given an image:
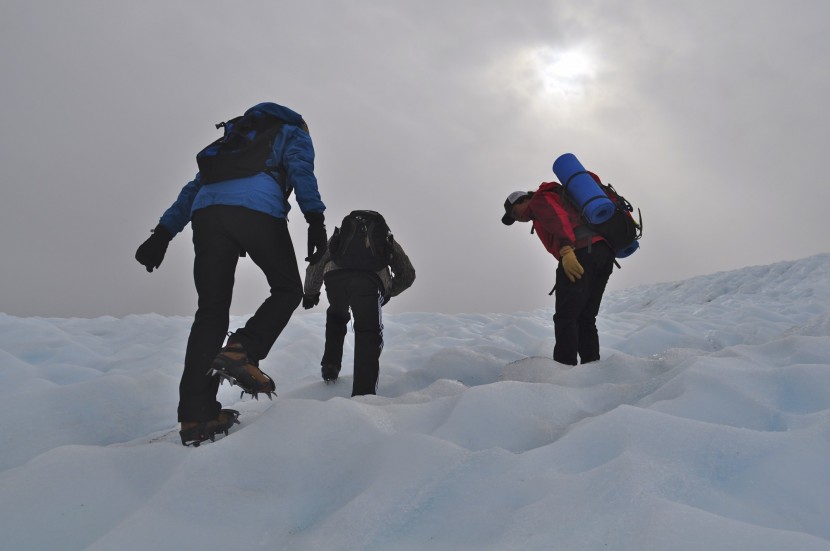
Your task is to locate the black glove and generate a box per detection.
[302,293,320,310]
[304,212,327,264]
[135,224,173,272]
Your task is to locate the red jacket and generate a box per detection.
[528,178,607,260]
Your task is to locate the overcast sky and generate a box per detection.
[2,0,828,318]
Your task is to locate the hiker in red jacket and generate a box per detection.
[502,173,615,366]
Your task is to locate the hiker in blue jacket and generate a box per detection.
[135,102,327,446]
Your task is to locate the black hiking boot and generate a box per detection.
[208,339,277,400]
[179,409,240,447]
[321,363,340,384]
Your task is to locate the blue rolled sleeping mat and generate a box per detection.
[552,153,614,224]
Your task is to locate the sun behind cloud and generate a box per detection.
[533,47,597,98]
[492,45,599,107]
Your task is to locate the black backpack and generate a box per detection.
[587,183,642,257]
[196,109,301,200]
[329,210,394,271]
[555,182,642,258]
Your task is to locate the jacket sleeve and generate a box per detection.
[303,247,331,296]
[388,240,416,297]
[529,190,578,254]
[282,126,326,216]
[158,175,202,236]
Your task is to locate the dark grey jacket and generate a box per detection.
[304,238,415,300]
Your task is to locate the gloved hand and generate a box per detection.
[302,293,320,310]
[304,212,327,264]
[135,224,173,273]
[559,245,584,283]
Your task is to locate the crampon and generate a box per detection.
[208,341,277,400]
[179,409,240,447]
[321,364,340,384]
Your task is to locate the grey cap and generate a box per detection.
[501,191,531,225]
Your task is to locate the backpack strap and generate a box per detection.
[563,170,589,188]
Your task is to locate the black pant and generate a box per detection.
[322,271,384,396]
[178,206,302,422]
[553,243,614,366]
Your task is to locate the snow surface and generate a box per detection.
[2,254,830,551]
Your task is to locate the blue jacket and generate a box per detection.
[158,103,325,235]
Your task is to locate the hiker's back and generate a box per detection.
[329,210,393,272]
[551,153,642,258]
[166,102,325,225]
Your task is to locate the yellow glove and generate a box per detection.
[559,246,584,283]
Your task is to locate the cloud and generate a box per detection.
[1,0,829,317]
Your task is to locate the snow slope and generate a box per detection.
[1,254,830,550]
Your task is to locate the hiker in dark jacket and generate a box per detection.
[135,102,327,446]
[302,214,415,396]
[502,172,614,366]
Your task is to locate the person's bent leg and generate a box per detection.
[227,209,302,361]
[321,274,350,375]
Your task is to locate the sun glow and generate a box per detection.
[530,47,597,100]
[494,45,599,106]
